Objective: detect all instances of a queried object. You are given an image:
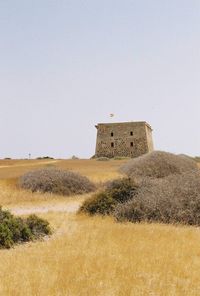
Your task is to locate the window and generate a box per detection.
[111,142,114,148]
[130,142,133,147]
[111,132,114,137]
[130,131,133,136]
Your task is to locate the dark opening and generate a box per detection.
[111,132,114,137]
[111,142,114,148]
[130,131,133,136]
[130,142,133,147]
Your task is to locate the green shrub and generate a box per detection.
[106,178,137,203]
[19,168,96,196]
[80,192,116,215]
[120,151,198,180]
[0,207,51,249]
[79,178,138,216]
[0,223,13,248]
[26,215,51,237]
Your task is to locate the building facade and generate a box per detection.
[95,121,153,158]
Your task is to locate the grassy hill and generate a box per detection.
[0,158,199,295]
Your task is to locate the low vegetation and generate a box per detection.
[19,168,96,196]
[2,213,200,295]
[79,178,138,215]
[36,156,54,160]
[120,150,198,179]
[0,158,200,294]
[114,151,200,225]
[113,156,130,160]
[81,151,200,226]
[0,207,51,248]
[114,171,200,225]
[96,157,110,161]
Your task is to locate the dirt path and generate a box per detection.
[10,202,81,215]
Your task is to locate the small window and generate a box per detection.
[130,142,133,147]
[130,131,133,136]
[111,142,114,148]
[111,132,114,137]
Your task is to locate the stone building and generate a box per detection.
[95,121,153,158]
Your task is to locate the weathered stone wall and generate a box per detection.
[145,124,154,152]
[95,121,153,158]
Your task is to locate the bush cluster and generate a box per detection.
[114,171,200,225]
[0,207,51,248]
[114,151,200,226]
[79,178,138,215]
[81,151,200,227]
[120,151,198,180]
[19,168,96,196]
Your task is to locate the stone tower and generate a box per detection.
[95,121,153,158]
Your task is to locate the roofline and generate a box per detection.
[95,121,153,130]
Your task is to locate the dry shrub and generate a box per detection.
[19,168,96,196]
[120,151,198,180]
[114,171,200,226]
[96,157,110,161]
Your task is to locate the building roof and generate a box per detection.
[95,121,153,130]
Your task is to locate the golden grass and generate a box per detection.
[0,159,127,182]
[0,158,200,295]
[1,213,200,295]
[0,159,126,206]
[0,180,89,209]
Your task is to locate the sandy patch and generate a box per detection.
[10,202,80,215]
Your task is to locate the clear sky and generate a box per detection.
[0,0,200,159]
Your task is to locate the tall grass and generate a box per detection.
[0,158,200,295]
[0,159,127,182]
[0,159,126,206]
[0,213,200,295]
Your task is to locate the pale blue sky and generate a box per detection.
[0,0,200,158]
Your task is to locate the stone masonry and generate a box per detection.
[95,121,153,158]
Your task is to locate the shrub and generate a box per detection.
[194,156,200,163]
[71,155,79,160]
[96,157,110,161]
[113,156,130,160]
[0,207,51,249]
[36,156,54,160]
[114,171,200,226]
[106,178,138,203]
[120,151,198,180]
[80,192,116,215]
[26,215,51,237]
[19,168,96,196]
[79,178,138,215]
[0,223,13,249]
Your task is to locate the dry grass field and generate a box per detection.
[0,159,200,295]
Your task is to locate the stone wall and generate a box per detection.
[95,121,153,158]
